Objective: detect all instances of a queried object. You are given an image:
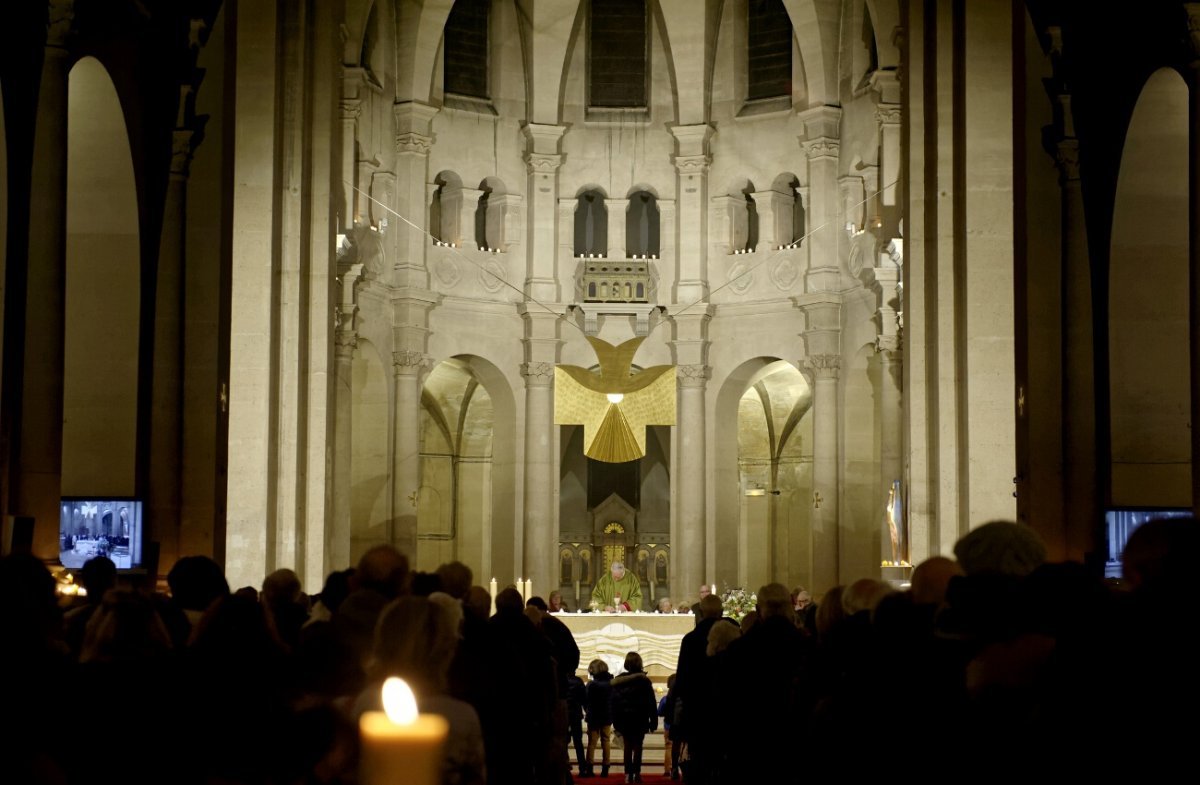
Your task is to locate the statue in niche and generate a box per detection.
[655,551,668,584]
[636,549,650,583]
[579,549,592,585]
[560,549,574,585]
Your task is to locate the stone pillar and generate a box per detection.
[392,102,437,289]
[520,356,557,591]
[12,0,73,553]
[751,191,780,253]
[522,123,567,303]
[392,349,430,559]
[798,106,843,291]
[147,124,198,560]
[340,68,366,225]
[676,363,709,598]
[670,125,714,303]
[804,354,840,594]
[331,263,364,570]
[1055,123,1097,558]
[607,197,628,260]
[872,70,902,237]
[1186,5,1200,516]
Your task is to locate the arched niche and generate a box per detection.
[1108,67,1190,507]
[574,188,608,256]
[418,354,514,580]
[62,57,140,497]
[350,338,391,563]
[714,357,812,589]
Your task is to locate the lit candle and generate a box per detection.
[489,578,498,616]
[711,583,717,596]
[524,578,533,602]
[574,579,580,606]
[360,677,449,785]
[516,578,525,603]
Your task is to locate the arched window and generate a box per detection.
[636,283,644,299]
[589,0,647,108]
[744,186,759,251]
[475,182,491,249]
[444,0,490,99]
[574,190,608,256]
[588,282,597,298]
[748,0,792,101]
[626,191,659,257]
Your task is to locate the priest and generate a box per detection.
[592,560,643,612]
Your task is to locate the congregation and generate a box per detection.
[3,517,1197,784]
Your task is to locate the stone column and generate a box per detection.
[520,358,556,590]
[676,363,709,598]
[670,125,714,303]
[392,349,430,559]
[392,102,437,289]
[522,123,567,303]
[147,123,198,560]
[606,197,628,259]
[872,70,902,237]
[13,0,73,552]
[798,107,843,291]
[331,263,364,570]
[804,354,841,594]
[340,68,366,225]
[1186,5,1200,516]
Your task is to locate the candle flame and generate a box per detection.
[382,677,418,724]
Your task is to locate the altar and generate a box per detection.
[555,612,695,676]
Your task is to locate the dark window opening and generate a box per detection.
[748,0,792,101]
[445,0,490,99]
[590,0,648,108]
[574,191,609,256]
[626,192,660,257]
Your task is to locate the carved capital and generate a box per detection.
[875,105,901,126]
[170,128,198,179]
[673,154,711,175]
[393,350,432,376]
[1186,4,1200,61]
[1054,138,1080,183]
[521,362,556,385]
[876,335,901,356]
[396,132,434,155]
[802,354,841,380]
[525,153,563,174]
[677,364,710,388]
[335,329,358,359]
[340,99,363,121]
[46,0,76,49]
[802,138,840,160]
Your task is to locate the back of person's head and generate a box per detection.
[588,658,609,677]
[1123,516,1200,594]
[623,651,644,673]
[526,595,548,612]
[167,555,230,612]
[815,585,846,639]
[523,606,544,628]
[699,594,723,619]
[756,582,792,619]
[494,587,524,615]
[464,586,491,621]
[0,553,61,647]
[953,520,1046,577]
[80,556,117,602]
[262,568,302,608]
[435,561,473,600]
[372,595,459,693]
[842,578,894,616]
[667,672,676,689]
[911,556,962,606]
[80,588,172,664]
[410,571,442,597]
[319,568,354,614]
[707,619,741,655]
[355,546,410,598]
[189,592,283,662]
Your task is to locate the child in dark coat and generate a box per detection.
[609,652,658,784]
[585,659,614,777]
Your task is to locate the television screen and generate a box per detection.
[1104,508,1191,579]
[59,498,144,570]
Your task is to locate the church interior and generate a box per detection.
[2,0,1199,780]
[3,0,1193,603]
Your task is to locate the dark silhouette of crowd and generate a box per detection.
[2,517,1197,784]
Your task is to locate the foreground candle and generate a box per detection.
[360,677,449,785]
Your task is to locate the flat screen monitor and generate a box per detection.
[59,498,144,570]
[1104,508,1191,579]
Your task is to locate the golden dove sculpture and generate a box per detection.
[554,336,676,463]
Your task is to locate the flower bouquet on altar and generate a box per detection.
[720,587,757,622]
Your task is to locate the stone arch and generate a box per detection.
[863,0,900,71]
[431,170,472,246]
[574,187,609,256]
[713,357,812,588]
[782,0,838,107]
[417,353,516,580]
[626,189,660,257]
[1108,67,1190,507]
[476,175,508,251]
[62,56,140,498]
[771,172,805,246]
[396,0,456,104]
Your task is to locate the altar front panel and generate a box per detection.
[556,612,695,675]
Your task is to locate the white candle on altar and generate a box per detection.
[574,579,580,605]
[516,578,525,603]
[524,579,533,602]
[489,578,498,616]
[359,677,449,785]
[711,583,717,596]
[650,580,656,602]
